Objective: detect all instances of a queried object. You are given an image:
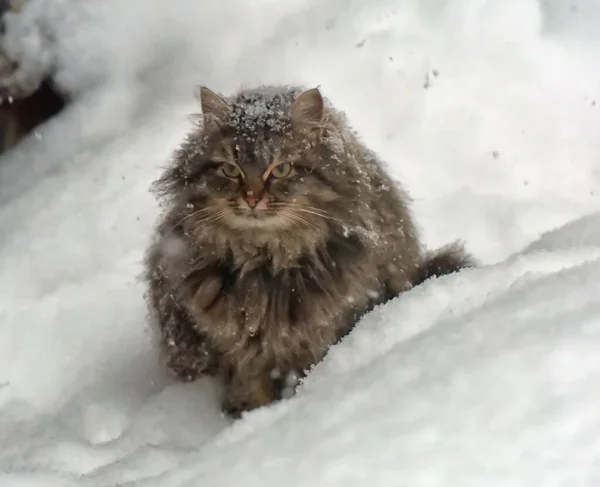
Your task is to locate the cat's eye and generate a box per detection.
[270,163,293,179]
[221,164,242,179]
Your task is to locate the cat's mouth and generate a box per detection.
[216,197,327,232]
[225,199,297,230]
[233,199,268,217]
[233,204,278,222]
[226,210,288,231]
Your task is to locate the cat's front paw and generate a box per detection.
[222,373,279,418]
[221,397,250,419]
[271,367,302,399]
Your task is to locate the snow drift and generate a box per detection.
[0,0,599,485]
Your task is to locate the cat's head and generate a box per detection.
[166,86,348,235]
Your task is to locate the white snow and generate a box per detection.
[1,0,600,485]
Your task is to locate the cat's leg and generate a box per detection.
[270,367,303,399]
[221,368,279,418]
[221,365,307,418]
[380,260,413,300]
[152,294,218,382]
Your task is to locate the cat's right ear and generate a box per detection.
[290,88,324,129]
[196,86,229,123]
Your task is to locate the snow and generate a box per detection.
[1,0,600,485]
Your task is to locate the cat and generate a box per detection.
[144,84,474,417]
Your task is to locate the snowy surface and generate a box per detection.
[1,0,600,485]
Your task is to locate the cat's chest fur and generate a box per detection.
[176,232,381,370]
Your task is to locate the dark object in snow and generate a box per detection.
[423,73,431,89]
[0,77,66,152]
[0,0,66,153]
[144,85,475,418]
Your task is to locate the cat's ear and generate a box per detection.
[196,86,229,123]
[290,88,324,128]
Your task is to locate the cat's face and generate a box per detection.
[185,87,340,233]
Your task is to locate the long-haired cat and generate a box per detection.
[144,85,474,417]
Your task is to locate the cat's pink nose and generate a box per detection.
[244,190,263,209]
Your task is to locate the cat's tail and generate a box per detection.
[413,241,475,286]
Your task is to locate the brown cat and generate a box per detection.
[144,85,473,417]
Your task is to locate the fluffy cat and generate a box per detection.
[144,85,473,417]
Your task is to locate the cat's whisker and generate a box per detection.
[279,210,320,231]
[277,214,300,229]
[303,207,334,217]
[165,206,225,234]
[293,208,337,218]
[267,202,345,227]
[275,209,302,225]
[270,202,338,220]
[291,208,346,226]
[189,211,224,224]
[188,209,232,227]
[282,203,329,213]
[192,209,232,226]
[293,205,337,217]
[284,215,316,231]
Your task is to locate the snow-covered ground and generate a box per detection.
[1,0,600,485]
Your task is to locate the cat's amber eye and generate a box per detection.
[270,163,293,179]
[221,163,242,179]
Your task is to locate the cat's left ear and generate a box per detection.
[290,88,324,129]
[196,86,229,123]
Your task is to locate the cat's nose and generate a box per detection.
[244,189,263,209]
[245,195,258,209]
